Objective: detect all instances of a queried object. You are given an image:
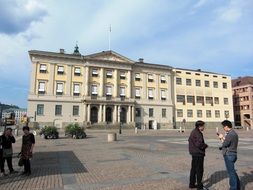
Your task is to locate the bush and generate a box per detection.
[40,126,59,139]
[65,123,86,139]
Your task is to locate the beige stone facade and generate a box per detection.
[232,77,253,129]
[27,50,174,129]
[174,68,234,128]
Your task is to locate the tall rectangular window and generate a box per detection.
[177,109,183,117]
[176,78,182,85]
[224,111,229,118]
[206,110,211,118]
[213,81,218,88]
[56,83,63,95]
[135,73,141,81]
[223,82,228,89]
[162,108,166,118]
[73,106,79,116]
[106,86,112,96]
[39,64,47,73]
[187,96,194,103]
[120,71,126,79]
[186,79,192,86]
[149,108,154,117]
[206,97,213,105]
[195,80,201,87]
[106,70,113,78]
[55,105,62,116]
[161,75,166,83]
[161,89,166,100]
[73,84,80,96]
[120,87,125,96]
[57,66,64,75]
[91,85,98,95]
[205,81,210,87]
[187,110,193,117]
[197,110,202,117]
[38,82,45,94]
[215,110,220,118]
[74,67,81,76]
[214,97,219,104]
[148,74,154,82]
[92,68,98,77]
[135,88,140,98]
[37,104,44,115]
[135,108,141,117]
[224,98,229,105]
[196,96,204,104]
[148,89,154,99]
[177,95,185,103]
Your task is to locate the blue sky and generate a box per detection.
[0,0,253,108]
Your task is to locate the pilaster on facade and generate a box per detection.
[66,65,72,96]
[128,70,131,98]
[48,64,55,95]
[100,68,104,96]
[114,69,118,97]
[84,67,89,96]
[30,62,37,94]
[87,104,91,122]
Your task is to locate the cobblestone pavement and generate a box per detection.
[0,129,252,190]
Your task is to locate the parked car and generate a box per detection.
[40,126,59,139]
[65,123,86,139]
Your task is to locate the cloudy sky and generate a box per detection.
[0,0,253,108]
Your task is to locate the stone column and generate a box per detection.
[127,106,131,123]
[83,103,87,122]
[127,70,131,98]
[66,65,72,96]
[87,104,90,122]
[84,67,89,96]
[48,64,55,95]
[98,104,102,122]
[118,106,121,122]
[114,69,118,97]
[143,73,147,99]
[113,105,117,123]
[131,106,135,122]
[100,68,104,97]
[103,105,106,122]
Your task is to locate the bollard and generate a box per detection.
[216,127,218,133]
[108,133,117,142]
[135,127,138,134]
[246,127,249,131]
[179,126,182,133]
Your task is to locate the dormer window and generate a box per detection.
[57,66,64,75]
[92,69,98,77]
[106,70,113,78]
[39,64,47,73]
[148,74,154,82]
[74,67,81,76]
[120,72,126,79]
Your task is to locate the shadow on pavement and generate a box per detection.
[204,170,227,188]
[0,151,87,185]
[241,171,253,190]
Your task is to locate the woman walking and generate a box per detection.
[21,126,35,176]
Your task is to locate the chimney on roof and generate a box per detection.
[60,49,65,54]
[139,58,144,63]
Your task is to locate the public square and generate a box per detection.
[0,129,252,190]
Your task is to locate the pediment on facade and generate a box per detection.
[85,51,134,64]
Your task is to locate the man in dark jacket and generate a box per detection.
[0,128,16,176]
[218,120,240,190]
[188,120,208,190]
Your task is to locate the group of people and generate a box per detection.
[0,126,35,176]
[189,120,240,190]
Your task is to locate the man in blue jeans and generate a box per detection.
[218,120,240,190]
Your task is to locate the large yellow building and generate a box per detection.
[174,68,234,128]
[27,48,174,129]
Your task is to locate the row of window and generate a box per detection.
[40,64,82,76]
[176,78,228,89]
[37,104,79,116]
[176,95,229,105]
[38,81,168,100]
[177,109,229,118]
[135,108,167,118]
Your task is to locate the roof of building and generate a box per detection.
[232,76,253,87]
[175,67,230,76]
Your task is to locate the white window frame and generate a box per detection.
[120,72,126,78]
[91,85,98,95]
[106,85,112,95]
[120,87,125,96]
[38,82,45,92]
[92,69,98,75]
[57,66,64,73]
[148,88,153,98]
[106,70,113,77]
[56,83,63,93]
[135,73,141,79]
[73,84,80,93]
[74,67,81,74]
[148,74,154,80]
[40,64,47,71]
[161,75,166,82]
[161,89,166,99]
[135,88,140,97]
